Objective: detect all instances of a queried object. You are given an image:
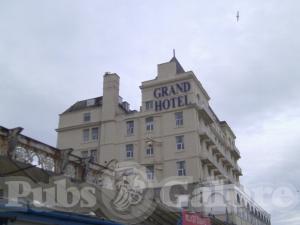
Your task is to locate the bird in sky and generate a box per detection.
[236,11,240,22]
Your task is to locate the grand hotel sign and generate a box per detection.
[153,81,191,111]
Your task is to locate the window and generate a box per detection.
[126,144,134,159]
[90,149,97,162]
[145,101,153,110]
[81,150,88,158]
[83,112,91,122]
[145,117,154,131]
[177,161,186,176]
[146,146,154,157]
[146,165,154,180]
[176,135,184,150]
[86,99,95,106]
[83,129,89,142]
[175,112,183,127]
[91,127,99,140]
[126,121,134,135]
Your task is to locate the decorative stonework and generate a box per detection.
[14,146,55,172]
[39,154,55,172]
[86,170,102,186]
[64,164,76,178]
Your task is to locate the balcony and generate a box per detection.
[215,151,223,157]
[199,125,237,166]
[200,150,234,182]
[198,126,216,147]
[212,168,221,176]
[232,146,241,158]
[200,151,217,169]
[196,104,214,125]
[211,147,219,155]
[222,158,233,168]
[233,164,242,176]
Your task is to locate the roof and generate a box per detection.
[62,96,135,115]
[62,97,103,114]
[169,56,185,74]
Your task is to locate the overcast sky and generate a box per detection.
[1,1,300,224]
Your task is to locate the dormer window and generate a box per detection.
[86,99,95,106]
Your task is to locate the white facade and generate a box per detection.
[56,57,270,224]
[57,56,241,185]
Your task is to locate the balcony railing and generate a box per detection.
[198,125,241,176]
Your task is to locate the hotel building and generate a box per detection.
[56,56,242,184]
[56,56,270,225]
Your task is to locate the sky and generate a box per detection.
[0,0,300,224]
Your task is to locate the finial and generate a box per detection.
[173,49,175,57]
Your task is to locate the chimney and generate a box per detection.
[102,72,120,120]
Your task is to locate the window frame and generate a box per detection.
[146,165,154,180]
[175,111,184,127]
[126,144,134,159]
[145,101,154,110]
[176,161,186,176]
[126,121,134,136]
[176,135,185,150]
[83,129,90,143]
[91,127,99,140]
[83,112,91,122]
[146,146,154,157]
[86,99,95,106]
[145,117,154,131]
